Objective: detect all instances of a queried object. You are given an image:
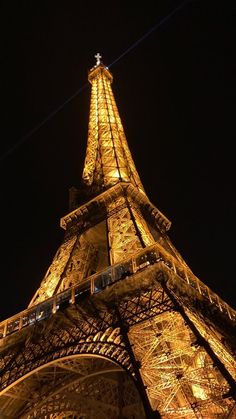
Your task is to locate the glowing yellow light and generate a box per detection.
[192,384,208,400]
[83,64,145,193]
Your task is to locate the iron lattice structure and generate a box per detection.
[0,57,236,419]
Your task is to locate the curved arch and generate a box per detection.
[0,324,134,392]
[0,354,146,419]
[0,353,126,396]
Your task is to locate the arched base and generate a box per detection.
[0,355,146,418]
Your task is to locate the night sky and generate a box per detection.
[0,1,235,321]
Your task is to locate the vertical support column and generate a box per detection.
[162,281,236,400]
[125,196,146,248]
[107,197,143,265]
[115,306,161,419]
[126,195,155,247]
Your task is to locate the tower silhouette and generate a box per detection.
[0,55,235,418]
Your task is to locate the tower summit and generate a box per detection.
[0,56,235,418]
[83,53,145,194]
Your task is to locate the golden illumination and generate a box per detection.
[83,64,145,192]
[0,56,235,418]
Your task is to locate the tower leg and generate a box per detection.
[115,306,161,419]
[162,280,236,400]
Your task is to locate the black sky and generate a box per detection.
[0,1,235,321]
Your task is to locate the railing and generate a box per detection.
[0,242,235,339]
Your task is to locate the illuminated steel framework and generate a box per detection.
[0,56,235,419]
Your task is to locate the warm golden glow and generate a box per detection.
[1,58,234,418]
[129,311,232,416]
[82,64,145,192]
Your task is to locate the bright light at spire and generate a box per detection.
[95,52,102,66]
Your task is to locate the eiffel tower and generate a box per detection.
[0,54,236,419]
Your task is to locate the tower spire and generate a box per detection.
[82,55,145,194]
[94,52,102,66]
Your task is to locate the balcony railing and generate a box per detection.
[0,242,235,340]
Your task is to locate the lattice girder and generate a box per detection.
[1,357,145,419]
[83,65,144,192]
[1,275,235,417]
[128,310,234,417]
[30,182,165,307]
